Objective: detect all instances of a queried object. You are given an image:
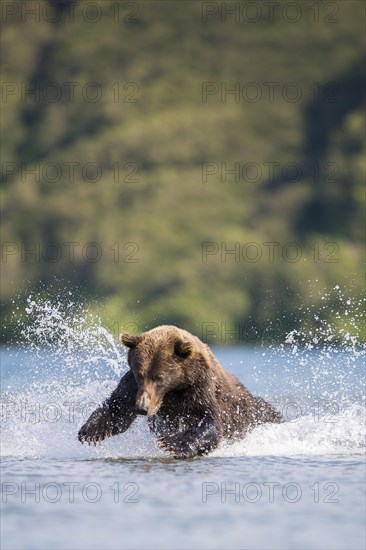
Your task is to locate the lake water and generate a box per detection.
[1,298,365,549]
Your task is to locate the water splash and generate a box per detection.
[284,286,365,355]
[215,404,365,457]
[1,289,365,459]
[1,294,161,459]
[19,294,125,381]
[242,288,365,397]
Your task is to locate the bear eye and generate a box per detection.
[151,374,164,383]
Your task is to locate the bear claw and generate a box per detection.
[78,407,113,446]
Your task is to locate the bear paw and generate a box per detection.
[156,433,207,460]
[78,407,113,446]
[155,420,219,459]
[156,437,194,459]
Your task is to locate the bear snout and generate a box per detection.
[135,404,148,415]
[135,392,150,415]
[136,388,162,417]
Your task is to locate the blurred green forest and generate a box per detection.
[1,0,365,343]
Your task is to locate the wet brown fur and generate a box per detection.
[78,325,282,458]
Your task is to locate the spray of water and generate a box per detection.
[1,288,365,459]
[2,293,162,459]
[276,286,365,406]
[21,294,124,379]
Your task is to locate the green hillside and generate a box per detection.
[1,0,365,343]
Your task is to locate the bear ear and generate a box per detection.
[174,339,192,358]
[120,333,142,349]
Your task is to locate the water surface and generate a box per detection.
[1,299,365,549]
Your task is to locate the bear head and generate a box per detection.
[120,325,203,416]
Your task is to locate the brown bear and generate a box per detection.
[78,325,282,458]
